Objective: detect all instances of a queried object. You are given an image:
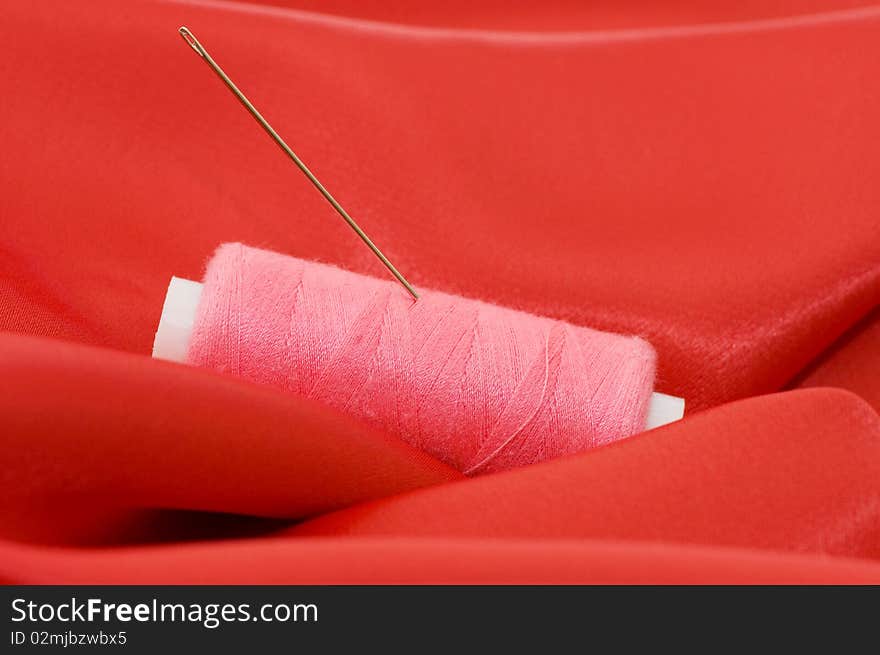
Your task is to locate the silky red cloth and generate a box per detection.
[0,0,878,583]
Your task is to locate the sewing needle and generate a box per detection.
[178,26,419,300]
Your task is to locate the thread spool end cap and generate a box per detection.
[152,276,203,363]
[645,392,685,430]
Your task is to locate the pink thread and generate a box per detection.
[187,243,656,474]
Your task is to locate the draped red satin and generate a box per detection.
[1,0,879,583]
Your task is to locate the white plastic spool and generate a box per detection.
[153,276,685,430]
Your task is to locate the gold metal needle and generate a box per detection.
[178,26,419,300]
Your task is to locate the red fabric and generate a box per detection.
[0,0,878,583]
[292,388,880,559]
[0,333,459,546]
[794,307,880,411]
[3,538,880,585]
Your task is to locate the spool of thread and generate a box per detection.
[153,244,684,474]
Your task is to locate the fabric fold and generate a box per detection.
[0,332,460,545]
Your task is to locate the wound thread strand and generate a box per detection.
[188,243,656,474]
